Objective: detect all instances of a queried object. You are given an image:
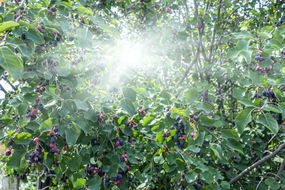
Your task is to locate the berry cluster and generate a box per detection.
[255,65,273,74]
[162,130,171,138]
[253,88,277,103]
[121,152,128,162]
[261,88,277,102]
[33,97,44,110]
[104,177,111,187]
[165,107,172,116]
[48,6,57,16]
[115,173,123,185]
[47,128,61,155]
[193,179,203,190]
[97,113,104,123]
[29,149,41,163]
[127,119,137,128]
[3,139,14,156]
[115,137,124,147]
[35,83,45,93]
[127,136,133,143]
[171,116,187,148]
[138,106,147,115]
[91,137,100,145]
[86,164,105,176]
[28,108,38,120]
[255,53,265,61]
[189,113,199,123]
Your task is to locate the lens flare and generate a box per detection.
[105,39,147,87]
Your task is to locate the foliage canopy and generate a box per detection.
[0,0,285,189]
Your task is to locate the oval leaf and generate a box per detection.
[0,46,23,79]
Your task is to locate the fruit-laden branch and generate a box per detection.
[230,141,285,184]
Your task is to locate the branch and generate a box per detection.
[3,78,16,91]
[230,141,285,184]
[209,0,223,62]
[176,50,199,87]
[277,157,285,177]
[0,83,7,94]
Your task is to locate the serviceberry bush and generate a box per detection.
[0,0,285,190]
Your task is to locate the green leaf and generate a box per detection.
[226,138,244,154]
[76,118,92,134]
[221,181,231,189]
[77,5,93,15]
[120,99,136,116]
[263,104,282,113]
[123,87,136,102]
[65,125,81,146]
[25,29,44,44]
[87,176,101,190]
[185,173,197,183]
[221,129,240,141]
[210,143,222,160]
[74,178,86,188]
[156,131,164,143]
[0,46,23,79]
[141,114,154,126]
[235,108,252,134]
[0,21,19,32]
[74,99,90,111]
[44,100,57,108]
[14,132,32,145]
[256,113,279,134]
[171,107,187,117]
[184,88,199,103]
[7,150,25,168]
[69,156,82,171]
[39,118,53,132]
[154,154,164,164]
[264,177,280,190]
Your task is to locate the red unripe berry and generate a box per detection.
[197,20,204,30]
[35,97,40,102]
[47,129,55,135]
[125,164,130,171]
[33,137,40,143]
[115,179,121,185]
[36,25,44,32]
[165,7,172,14]
[49,143,55,148]
[115,140,120,147]
[165,131,170,137]
[5,149,11,156]
[55,148,61,155]
[31,109,38,115]
[258,67,264,72]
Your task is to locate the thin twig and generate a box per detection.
[209,0,223,62]
[3,78,16,91]
[277,158,285,177]
[230,141,285,184]
[0,83,7,94]
[176,50,199,87]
